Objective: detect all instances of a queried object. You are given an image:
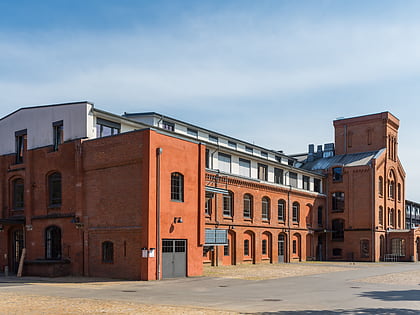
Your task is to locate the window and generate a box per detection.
[245,146,253,154]
[292,240,297,254]
[303,176,310,190]
[205,149,210,169]
[96,118,120,137]
[162,120,174,131]
[332,167,343,182]
[332,248,342,256]
[45,226,61,259]
[262,197,270,220]
[289,172,298,188]
[224,240,230,256]
[209,134,218,143]
[317,206,323,226]
[171,172,184,202]
[274,168,283,185]
[389,208,395,226]
[48,172,62,207]
[12,178,24,210]
[15,129,27,164]
[218,153,231,173]
[397,183,401,201]
[367,129,373,145]
[379,206,384,226]
[332,219,344,241]
[398,210,401,228]
[205,193,213,216]
[102,241,114,263]
[243,194,253,219]
[292,202,300,223]
[389,181,395,199]
[348,131,353,147]
[239,158,251,177]
[262,239,267,255]
[257,163,268,181]
[187,128,198,137]
[391,238,405,256]
[332,192,345,212]
[52,120,63,151]
[261,151,268,158]
[278,200,285,221]
[275,155,282,163]
[223,191,233,217]
[228,141,237,149]
[244,239,249,256]
[378,177,383,196]
[314,178,321,193]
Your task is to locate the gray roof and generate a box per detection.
[301,149,385,172]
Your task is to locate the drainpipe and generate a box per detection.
[370,162,376,262]
[156,147,163,280]
[287,185,292,263]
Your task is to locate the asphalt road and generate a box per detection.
[0,262,419,314]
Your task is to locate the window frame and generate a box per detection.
[292,202,300,223]
[223,191,234,217]
[262,197,270,221]
[243,194,253,219]
[52,120,63,151]
[170,172,184,202]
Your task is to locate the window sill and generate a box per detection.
[223,216,233,221]
[170,199,184,203]
[243,217,252,222]
[262,219,270,223]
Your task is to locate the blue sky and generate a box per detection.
[1,1,420,200]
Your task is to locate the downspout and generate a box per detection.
[156,147,163,280]
[325,169,329,261]
[287,185,291,263]
[370,161,376,262]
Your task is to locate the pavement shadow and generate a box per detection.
[258,308,420,315]
[359,289,420,301]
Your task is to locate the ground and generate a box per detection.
[0,262,419,314]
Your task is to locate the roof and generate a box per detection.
[301,149,385,171]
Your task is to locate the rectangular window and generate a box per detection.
[218,153,231,173]
[239,158,251,177]
[205,193,213,216]
[205,149,210,169]
[303,176,310,190]
[244,240,249,256]
[261,151,268,158]
[224,240,230,256]
[262,239,267,255]
[317,206,323,226]
[258,163,268,181]
[223,193,233,217]
[314,179,321,193]
[289,172,298,188]
[274,168,283,185]
[332,219,344,241]
[333,167,343,182]
[332,192,345,212]
[228,141,237,149]
[162,120,174,131]
[245,146,253,154]
[96,118,120,138]
[187,128,198,137]
[275,156,282,163]
[15,129,27,164]
[278,201,285,221]
[243,195,252,219]
[53,120,63,151]
[12,179,24,210]
[292,240,297,254]
[209,134,218,143]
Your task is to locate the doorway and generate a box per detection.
[278,234,286,263]
[10,228,24,273]
[162,239,187,278]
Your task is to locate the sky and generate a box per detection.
[1,0,420,200]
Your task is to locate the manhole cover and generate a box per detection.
[263,298,282,302]
[350,286,361,289]
[219,285,228,288]
[121,290,137,293]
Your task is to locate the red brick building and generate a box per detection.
[0,103,418,280]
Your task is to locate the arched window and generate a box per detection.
[292,202,300,223]
[378,206,384,226]
[12,178,24,210]
[243,194,253,219]
[378,177,383,196]
[278,199,286,221]
[244,239,250,256]
[223,191,234,217]
[262,197,270,220]
[102,241,114,263]
[398,210,401,228]
[262,239,267,255]
[389,181,395,199]
[48,172,62,207]
[397,183,401,201]
[171,172,184,201]
[45,226,61,259]
[389,208,395,226]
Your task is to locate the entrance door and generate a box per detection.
[11,229,24,273]
[278,234,285,263]
[162,239,186,278]
[316,235,323,261]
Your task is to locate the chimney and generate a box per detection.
[315,145,323,158]
[308,144,315,162]
[323,143,335,158]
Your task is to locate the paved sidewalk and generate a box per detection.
[0,262,419,314]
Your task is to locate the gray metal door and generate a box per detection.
[278,234,285,263]
[162,239,186,278]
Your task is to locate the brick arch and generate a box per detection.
[261,231,273,263]
[243,230,255,264]
[292,233,302,261]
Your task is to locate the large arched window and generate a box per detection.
[48,172,62,207]
[243,194,253,219]
[278,199,286,221]
[378,176,383,196]
[102,241,114,263]
[262,197,270,220]
[292,202,300,223]
[170,172,184,202]
[12,178,24,210]
[45,226,62,259]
